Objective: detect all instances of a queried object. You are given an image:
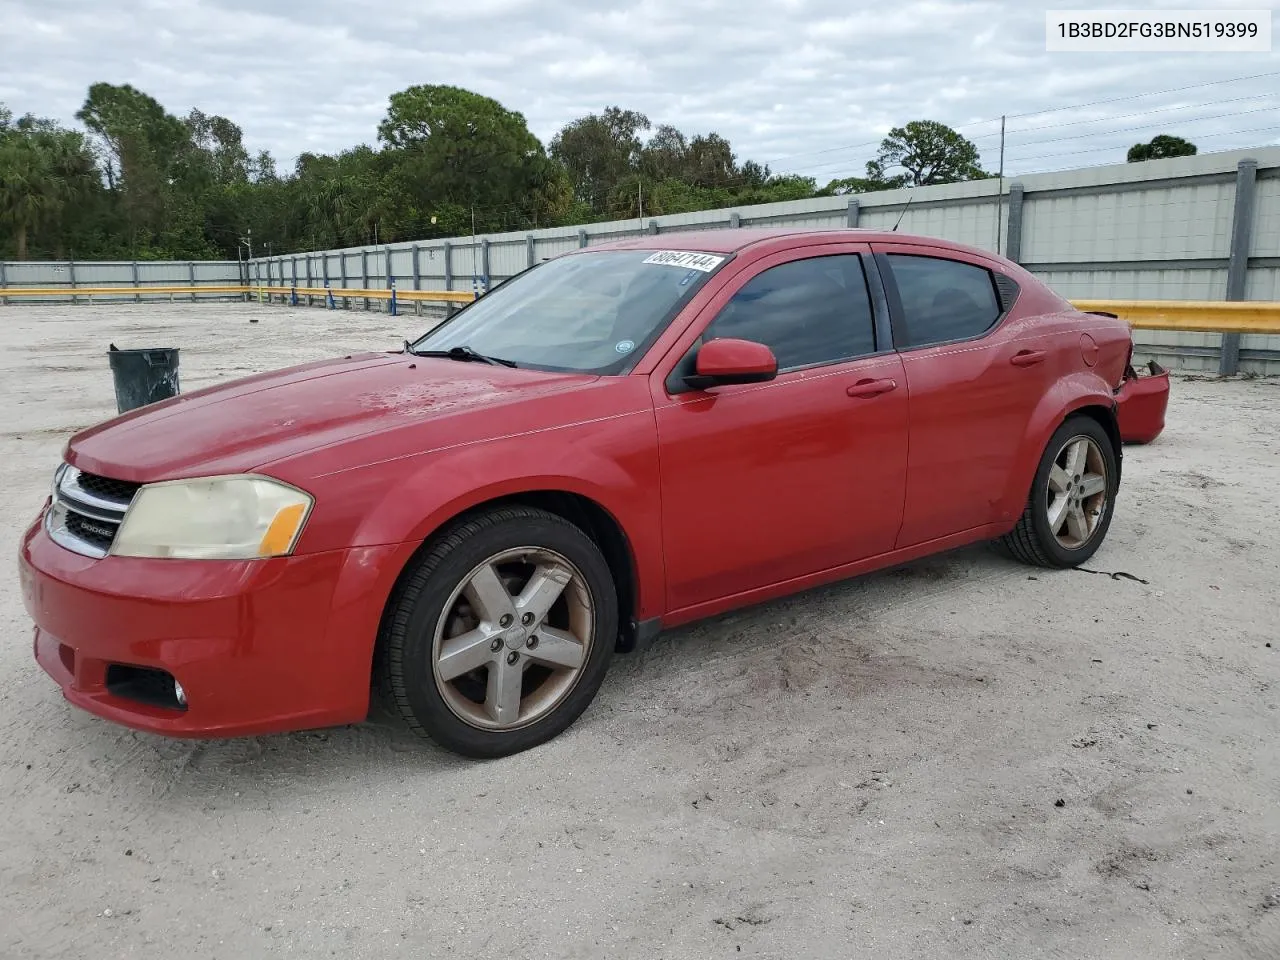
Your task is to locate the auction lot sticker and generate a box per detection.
[1047,10,1271,51]
[642,251,726,272]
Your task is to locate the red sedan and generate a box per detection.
[19,229,1166,757]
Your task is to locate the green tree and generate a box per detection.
[1127,134,1197,162]
[377,84,560,235]
[640,124,690,181]
[818,176,894,196]
[686,133,735,188]
[550,107,650,214]
[865,120,988,187]
[0,111,99,259]
[75,83,207,255]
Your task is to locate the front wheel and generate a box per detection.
[998,415,1118,568]
[378,506,617,758]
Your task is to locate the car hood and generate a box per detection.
[66,353,598,483]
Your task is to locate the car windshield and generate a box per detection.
[410,249,728,374]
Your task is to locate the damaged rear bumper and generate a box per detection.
[1116,360,1170,445]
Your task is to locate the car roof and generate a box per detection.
[583,227,1003,262]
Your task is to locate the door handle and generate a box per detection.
[846,378,898,399]
[1010,349,1046,367]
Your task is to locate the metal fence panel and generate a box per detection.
[1252,175,1280,255]
[489,240,529,278]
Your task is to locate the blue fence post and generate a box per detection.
[326,281,335,310]
[390,281,398,317]
[290,286,298,307]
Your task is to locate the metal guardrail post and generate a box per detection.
[578,229,588,249]
[526,235,535,268]
[729,213,741,228]
[481,239,491,294]
[1005,183,1025,264]
[188,261,196,301]
[305,256,313,308]
[339,254,348,310]
[361,249,369,311]
[1220,159,1258,376]
[846,200,859,228]
[0,260,6,305]
[412,244,421,290]
[68,260,77,304]
[131,260,139,303]
[390,281,398,317]
[647,220,659,235]
[443,241,454,315]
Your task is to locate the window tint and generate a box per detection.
[704,255,876,370]
[886,254,1002,348]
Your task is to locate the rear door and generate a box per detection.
[651,244,909,613]
[873,243,1054,547]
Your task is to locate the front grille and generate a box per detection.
[45,465,135,558]
[76,472,140,505]
[64,511,118,551]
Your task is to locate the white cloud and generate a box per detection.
[0,0,1276,181]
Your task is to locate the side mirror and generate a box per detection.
[683,338,778,390]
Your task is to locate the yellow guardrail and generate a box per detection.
[0,284,477,307]
[1071,299,1280,334]
[267,286,476,304]
[3,284,1277,334]
[1,285,251,297]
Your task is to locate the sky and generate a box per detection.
[1,0,1277,182]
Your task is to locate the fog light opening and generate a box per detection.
[174,679,187,707]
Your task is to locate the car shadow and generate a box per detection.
[46,543,1024,802]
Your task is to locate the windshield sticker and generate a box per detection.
[642,251,725,272]
[614,339,635,355]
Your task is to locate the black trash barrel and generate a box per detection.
[107,344,181,414]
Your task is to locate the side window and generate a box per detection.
[703,255,876,371]
[886,254,1002,348]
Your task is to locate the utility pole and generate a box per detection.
[994,115,1006,255]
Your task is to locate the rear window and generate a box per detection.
[886,254,1002,348]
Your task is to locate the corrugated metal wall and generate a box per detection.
[0,260,242,302]
[233,146,1280,373]
[5,148,1278,373]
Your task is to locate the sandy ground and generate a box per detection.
[0,301,1277,960]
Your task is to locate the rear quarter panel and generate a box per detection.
[994,311,1130,526]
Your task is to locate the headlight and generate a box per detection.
[112,475,313,560]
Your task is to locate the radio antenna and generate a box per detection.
[892,191,915,232]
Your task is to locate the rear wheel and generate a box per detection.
[378,506,617,757]
[998,416,1117,568]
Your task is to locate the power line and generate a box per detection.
[744,69,1280,170]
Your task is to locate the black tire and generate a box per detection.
[377,506,617,758]
[997,415,1118,569]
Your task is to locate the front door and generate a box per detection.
[651,245,909,614]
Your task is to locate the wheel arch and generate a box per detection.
[373,488,644,670]
[997,380,1122,527]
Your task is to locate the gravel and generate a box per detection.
[1,302,1278,959]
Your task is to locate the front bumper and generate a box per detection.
[1116,361,1171,445]
[19,513,414,738]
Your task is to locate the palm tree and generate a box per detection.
[0,125,80,259]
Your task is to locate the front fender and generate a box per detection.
[996,372,1119,527]
[336,414,664,621]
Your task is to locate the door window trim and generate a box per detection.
[661,248,893,395]
[876,249,1008,353]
